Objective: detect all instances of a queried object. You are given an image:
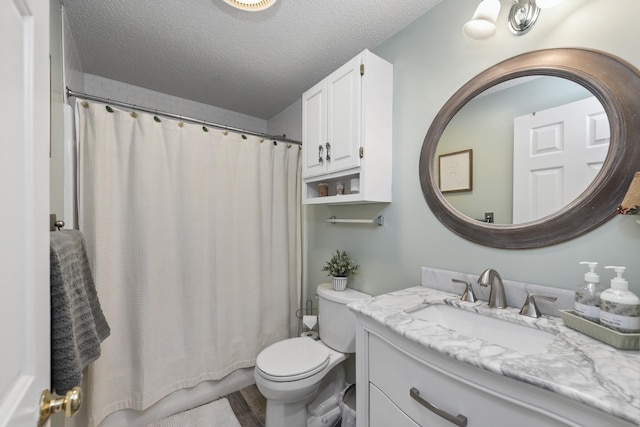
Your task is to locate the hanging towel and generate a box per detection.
[50,230,110,394]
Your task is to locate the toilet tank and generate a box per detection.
[317,283,371,353]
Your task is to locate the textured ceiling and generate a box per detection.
[60,0,443,119]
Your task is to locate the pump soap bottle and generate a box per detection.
[574,262,602,323]
[599,266,640,333]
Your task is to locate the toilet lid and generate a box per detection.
[256,337,330,382]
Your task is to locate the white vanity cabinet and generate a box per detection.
[370,384,419,427]
[301,49,392,204]
[355,317,636,427]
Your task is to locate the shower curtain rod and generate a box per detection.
[66,87,303,146]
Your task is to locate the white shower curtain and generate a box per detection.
[75,100,301,426]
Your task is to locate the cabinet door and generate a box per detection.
[302,79,328,178]
[370,384,419,427]
[327,54,362,173]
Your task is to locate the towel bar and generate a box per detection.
[326,215,384,226]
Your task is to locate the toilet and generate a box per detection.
[254,283,370,427]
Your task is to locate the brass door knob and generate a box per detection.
[38,386,82,427]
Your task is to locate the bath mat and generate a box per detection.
[146,398,241,427]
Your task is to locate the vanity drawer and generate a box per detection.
[368,334,569,427]
[370,383,419,427]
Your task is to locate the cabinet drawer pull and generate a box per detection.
[409,387,467,426]
[325,142,331,160]
[318,145,324,163]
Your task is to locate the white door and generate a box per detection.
[513,96,609,223]
[0,1,51,426]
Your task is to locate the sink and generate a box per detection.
[408,304,556,354]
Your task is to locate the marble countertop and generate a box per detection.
[348,285,640,425]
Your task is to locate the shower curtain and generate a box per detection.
[75,100,301,427]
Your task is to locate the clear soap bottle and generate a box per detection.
[599,266,640,333]
[574,261,601,322]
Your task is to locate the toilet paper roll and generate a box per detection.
[301,331,319,340]
[303,315,318,330]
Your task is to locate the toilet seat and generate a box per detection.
[256,337,330,382]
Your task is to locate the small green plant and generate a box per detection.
[322,250,359,278]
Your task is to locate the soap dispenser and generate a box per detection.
[599,266,640,333]
[575,262,602,322]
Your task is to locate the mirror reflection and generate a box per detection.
[436,76,609,224]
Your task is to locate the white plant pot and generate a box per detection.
[332,276,348,291]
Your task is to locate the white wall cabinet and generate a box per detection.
[302,49,392,204]
[355,316,635,427]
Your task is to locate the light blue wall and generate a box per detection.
[295,0,640,300]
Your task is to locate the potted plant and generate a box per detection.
[322,250,359,291]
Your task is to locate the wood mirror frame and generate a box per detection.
[419,48,640,249]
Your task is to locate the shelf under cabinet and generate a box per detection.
[303,172,390,205]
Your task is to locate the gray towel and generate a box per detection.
[50,230,110,394]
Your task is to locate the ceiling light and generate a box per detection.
[223,0,277,12]
[463,0,502,40]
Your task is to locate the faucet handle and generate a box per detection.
[452,279,477,303]
[519,294,557,318]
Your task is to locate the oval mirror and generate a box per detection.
[419,48,640,249]
[437,76,607,224]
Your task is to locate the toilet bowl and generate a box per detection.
[254,283,370,427]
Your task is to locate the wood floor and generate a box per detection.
[226,384,266,427]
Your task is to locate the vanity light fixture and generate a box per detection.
[617,172,640,223]
[464,0,549,40]
[463,0,502,40]
[223,0,277,12]
[508,0,541,35]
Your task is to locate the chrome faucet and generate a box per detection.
[519,294,557,318]
[451,279,477,303]
[477,268,506,308]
